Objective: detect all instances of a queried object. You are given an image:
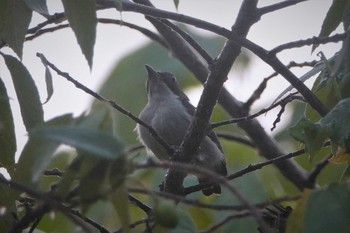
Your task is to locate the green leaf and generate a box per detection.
[154,200,179,229]
[2,54,44,131]
[289,118,328,154]
[42,63,54,104]
[0,78,16,175]
[340,163,350,181]
[171,210,196,233]
[173,0,179,10]
[0,174,18,233]
[30,126,123,160]
[0,0,32,59]
[61,0,97,69]
[111,185,130,233]
[319,98,350,150]
[313,0,347,51]
[23,0,49,15]
[286,190,311,233]
[14,114,74,185]
[304,183,350,233]
[15,137,60,185]
[79,159,110,212]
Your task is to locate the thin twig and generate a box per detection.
[200,212,251,233]
[0,175,91,233]
[216,132,255,148]
[270,33,346,55]
[134,158,267,231]
[244,76,274,111]
[211,93,303,129]
[71,209,110,233]
[128,194,152,214]
[258,0,307,16]
[307,154,331,186]
[129,187,299,211]
[36,53,174,157]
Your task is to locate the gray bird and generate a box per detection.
[136,65,227,195]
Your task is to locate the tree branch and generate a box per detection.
[270,33,346,55]
[258,0,307,16]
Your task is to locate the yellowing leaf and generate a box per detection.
[328,147,350,164]
[286,189,312,233]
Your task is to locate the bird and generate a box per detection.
[136,65,227,196]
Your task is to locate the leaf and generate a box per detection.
[15,137,60,185]
[328,147,350,164]
[0,0,32,59]
[0,78,16,175]
[42,63,54,104]
[304,183,350,233]
[2,54,44,131]
[0,174,18,233]
[30,126,124,160]
[154,200,179,229]
[340,164,350,181]
[289,118,328,154]
[313,0,347,51]
[173,0,179,10]
[14,115,74,185]
[111,185,130,233]
[61,0,97,69]
[286,189,311,233]
[22,0,49,15]
[291,99,350,157]
[170,210,196,233]
[319,98,350,150]
[273,61,326,106]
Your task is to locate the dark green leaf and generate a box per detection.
[111,185,130,233]
[319,98,350,150]
[171,210,196,233]
[0,174,18,233]
[42,64,53,104]
[23,0,49,15]
[30,126,123,160]
[14,114,74,185]
[2,54,44,131]
[0,78,16,175]
[0,0,32,59]
[305,183,350,233]
[173,0,179,10]
[15,137,60,185]
[61,0,97,69]
[313,0,347,52]
[289,118,328,154]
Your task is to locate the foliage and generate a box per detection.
[0,0,350,233]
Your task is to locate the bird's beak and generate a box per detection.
[145,65,158,80]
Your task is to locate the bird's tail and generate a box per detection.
[198,178,221,196]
